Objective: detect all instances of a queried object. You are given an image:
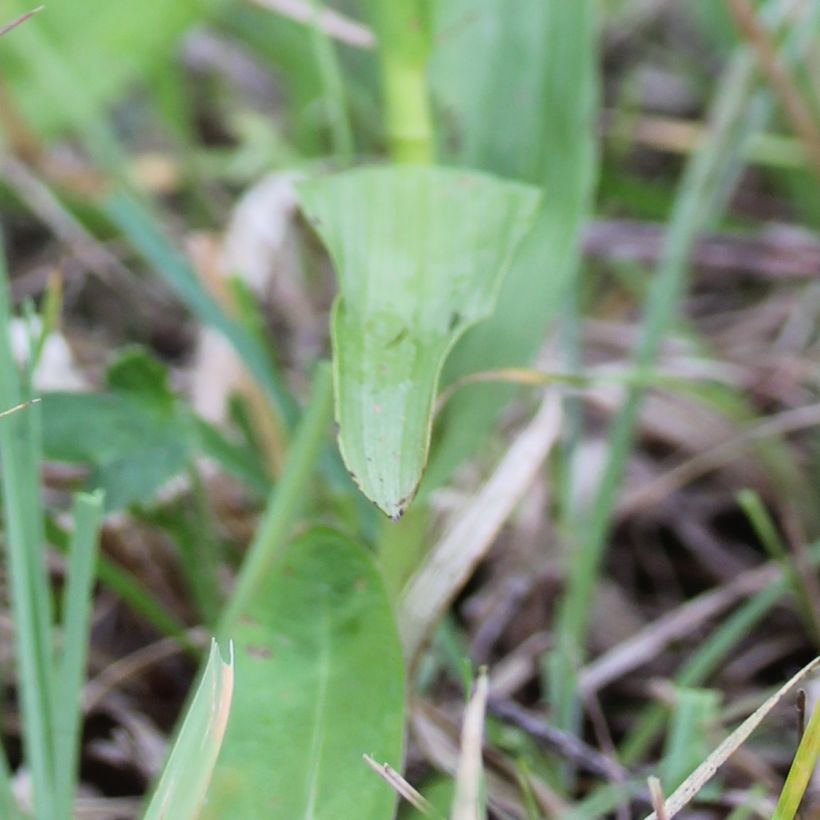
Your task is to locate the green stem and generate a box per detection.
[218,363,334,636]
[383,51,434,164]
[367,1,434,164]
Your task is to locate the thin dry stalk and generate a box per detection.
[247,0,375,48]
[451,670,489,820]
[580,561,782,694]
[643,656,820,819]
[0,6,42,38]
[648,777,669,820]
[621,402,820,515]
[84,629,207,713]
[0,154,132,287]
[487,698,631,783]
[400,392,562,661]
[363,754,433,815]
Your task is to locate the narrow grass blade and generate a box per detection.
[0,238,56,817]
[643,656,820,819]
[0,0,222,136]
[306,0,354,160]
[451,669,488,820]
[400,391,561,661]
[205,529,405,819]
[218,362,334,635]
[773,693,820,819]
[143,640,234,820]
[104,192,297,429]
[571,541,820,815]
[738,489,820,643]
[547,0,804,736]
[658,688,720,793]
[45,514,189,643]
[298,166,540,518]
[53,490,104,819]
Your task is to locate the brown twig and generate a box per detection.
[487,698,632,784]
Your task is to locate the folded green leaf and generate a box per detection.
[298,167,540,518]
[143,640,234,820]
[206,528,405,819]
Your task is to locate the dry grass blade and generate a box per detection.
[400,391,562,661]
[84,629,207,713]
[411,700,568,818]
[648,777,669,820]
[247,0,375,49]
[621,403,820,516]
[580,562,781,694]
[0,399,40,420]
[642,656,820,820]
[0,6,43,38]
[451,669,489,820]
[363,754,434,816]
[0,155,130,288]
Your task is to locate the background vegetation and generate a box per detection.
[1,0,820,817]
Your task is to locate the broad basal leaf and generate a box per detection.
[298,167,540,518]
[206,528,405,820]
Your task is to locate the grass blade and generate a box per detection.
[218,362,334,635]
[53,490,104,819]
[425,0,599,491]
[451,669,488,820]
[103,192,297,429]
[547,0,803,736]
[773,694,820,819]
[643,656,820,819]
[143,640,234,820]
[0,237,56,818]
